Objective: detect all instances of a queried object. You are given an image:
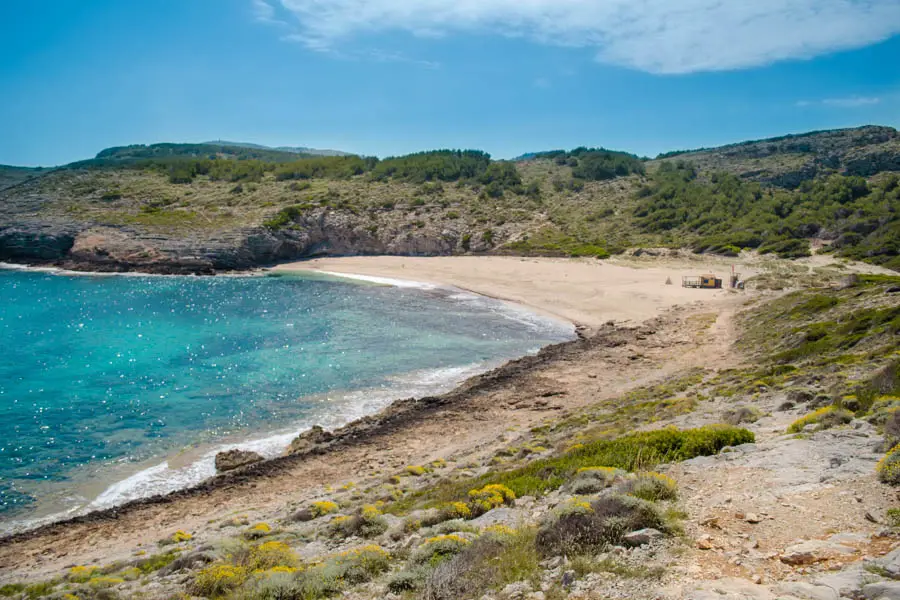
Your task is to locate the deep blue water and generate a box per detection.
[0,269,572,526]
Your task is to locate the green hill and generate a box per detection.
[0,126,898,273]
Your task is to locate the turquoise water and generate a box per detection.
[0,268,572,528]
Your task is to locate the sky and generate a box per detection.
[1,0,899,166]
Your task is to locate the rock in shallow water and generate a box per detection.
[214,449,264,473]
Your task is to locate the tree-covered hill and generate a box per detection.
[0,126,898,273]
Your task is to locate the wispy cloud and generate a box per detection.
[254,0,900,74]
[797,96,882,108]
[252,0,290,28]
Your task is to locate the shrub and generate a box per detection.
[787,406,854,433]
[68,565,98,583]
[411,534,472,566]
[887,508,900,527]
[535,494,667,556]
[292,500,340,522]
[619,472,678,502]
[428,520,479,536]
[390,426,753,513]
[328,505,388,539]
[722,406,762,425]
[438,501,472,521]
[422,529,540,600]
[234,570,302,599]
[568,466,623,494]
[244,522,272,540]
[877,445,900,485]
[329,545,390,582]
[192,564,248,597]
[171,530,192,543]
[387,568,430,593]
[88,576,125,588]
[134,550,180,574]
[468,484,516,516]
[886,409,900,448]
[310,500,339,517]
[406,465,427,476]
[244,541,298,571]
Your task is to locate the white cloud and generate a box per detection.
[258,0,900,74]
[822,96,882,107]
[797,96,882,108]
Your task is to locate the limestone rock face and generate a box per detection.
[214,449,264,473]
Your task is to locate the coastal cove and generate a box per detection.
[0,266,574,534]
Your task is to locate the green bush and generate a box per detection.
[878,445,900,485]
[787,406,853,433]
[619,471,678,502]
[327,505,388,539]
[536,494,668,555]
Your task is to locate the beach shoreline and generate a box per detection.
[270,254,754,332]
[0,254,764,581]
[0,266,575,537]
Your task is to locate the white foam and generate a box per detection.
[316,270,441,290]
[314,270,575,335]
[81,361,494,512]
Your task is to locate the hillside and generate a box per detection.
[0,165,48,192]
[0,126,898,273]
[204,141,351,157]
[655,125,900,188]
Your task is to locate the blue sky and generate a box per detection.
[1,0,899,166]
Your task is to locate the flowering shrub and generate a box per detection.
[878,444,900,485]
[438,501,472,521]
[328,505,389,539]
[67,566,98,583]
[171,530,193,543]
[467,484,516,516]
[192,564,248,597]
[247,541,298,571]
[621,471,678,501]
[787,405,853,433]
[310,501,339,517]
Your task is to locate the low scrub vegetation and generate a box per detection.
[390,425,752,513]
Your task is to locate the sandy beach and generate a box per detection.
[271,255,754,330]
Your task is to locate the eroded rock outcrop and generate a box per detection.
[286,425,334,455]
[214,449,264,473]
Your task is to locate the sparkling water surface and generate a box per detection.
[0,269,572,527]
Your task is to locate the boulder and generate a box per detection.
[876,546,900,579]
[780,539,856,565]
[787,388,815,404]
[286,425,334,455]
[501,581,532,599]
[214,449,264,473]
[623,528,665,547]
[470,507,520,529]
[863,582,900,600]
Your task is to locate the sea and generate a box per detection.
[0,266,574,533]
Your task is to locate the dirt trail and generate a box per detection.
[0,292,750,582]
